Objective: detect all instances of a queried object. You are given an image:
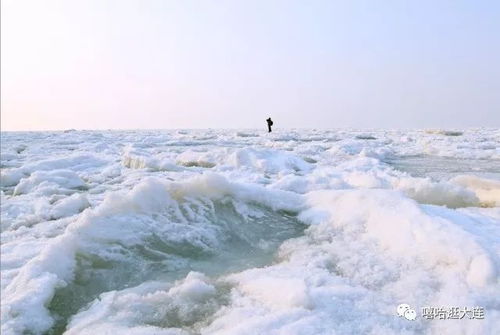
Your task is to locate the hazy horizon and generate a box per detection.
[2,0,500,131]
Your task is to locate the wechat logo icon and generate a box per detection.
[397,303,417,321]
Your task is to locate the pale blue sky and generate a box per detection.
[2,0,499,130]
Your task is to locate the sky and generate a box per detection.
[1,0,500,131]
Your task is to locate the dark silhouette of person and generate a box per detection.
[266,117,273,132]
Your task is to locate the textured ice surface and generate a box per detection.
[1,128,499,335]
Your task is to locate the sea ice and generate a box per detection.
[1,129,499,335]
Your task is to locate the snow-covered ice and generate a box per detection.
[1,128,499,335]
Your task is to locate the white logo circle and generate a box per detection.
[404,309,417,321]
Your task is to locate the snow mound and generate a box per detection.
[451,175,500,207]
[122,147,179,171]
[65,272,221,335]
[228,148,312,174]
[14,170,87,196]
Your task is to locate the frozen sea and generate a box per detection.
[1,128,499,335]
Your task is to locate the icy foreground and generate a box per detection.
[1,128,499,335]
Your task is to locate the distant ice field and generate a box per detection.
[1,128,499,335]
[385,155,500,180]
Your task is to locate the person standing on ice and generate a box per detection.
[266,117,274,132]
